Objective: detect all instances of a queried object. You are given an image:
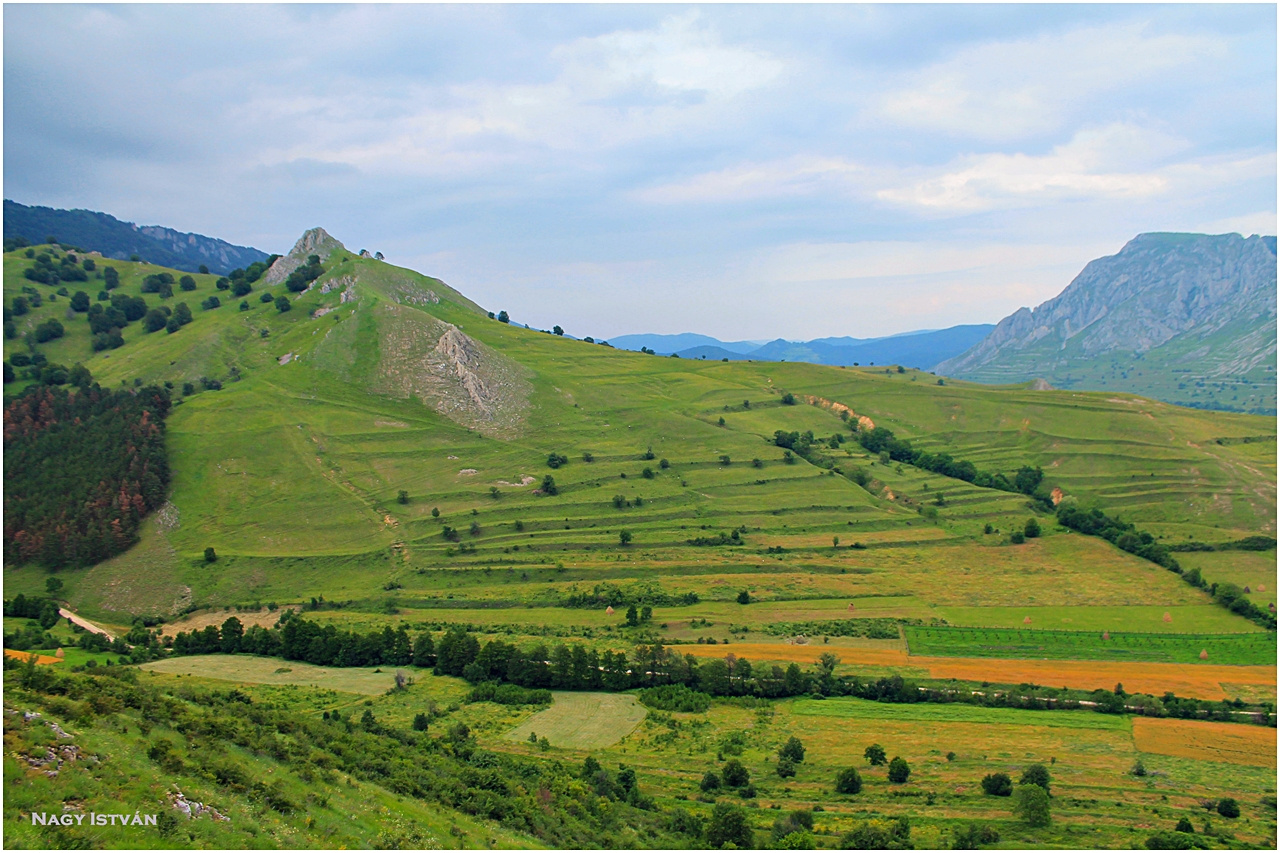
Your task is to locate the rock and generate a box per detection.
[263,227,346,285]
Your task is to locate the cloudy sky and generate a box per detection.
[4,4,1275,341]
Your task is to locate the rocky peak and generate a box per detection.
[264,227,346,285]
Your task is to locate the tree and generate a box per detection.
[781,392,796,405]
[231,279,252,297]
[700,770,721,791]
[497,310,510,323]
[275,296,292,312]
[201,295,221,310]
[1013,784,1051,827]
[397,490,409,505]
[431,507,440,518]
[540,475,558,495]
[144,308,168,333]
[1010,531,1025,544]
[260,292,274,303]
[779,736,806,763]
[736,589,751,605]
[619,530,632,546]
[981,772,1013,796]
[45,577,64,594]
[864,744,887,765]
[1175,818,1194,833]
[706,802,753,849]
[624,604,639,626]
[103,267,119,289]
[1020,763,1050,794]
[1024,518,1041,539]
[1216,798,1239,818]
[887,756,911,783]
[722,759,750,788]
[553,325,564,336]
[834,767,863,794]
[70,291,90,312]
[204,547,217,563]
[776,758,797,778]
[412,633,436,667]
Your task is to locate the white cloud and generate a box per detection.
[875,124,1259,213]
[253,12,786,176]
[876,23,1227,141]
[633,156,864,203]
[1195,210,1278,237]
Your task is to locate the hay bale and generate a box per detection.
[1101,631,1110,641]
[55,648,64,659]
[848,603,856,612]
[605,606,615,615]
[1162,612,1172,623]
[1199,649,1209,660]
[1023,616,1032,625]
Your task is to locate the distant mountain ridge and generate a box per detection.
[937,232,1277,414]
[611,325,994,370]
[3,200,270,275]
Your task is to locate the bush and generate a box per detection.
[887,756,911,783]
[275,296,291,313]
[638,684,712,713]
[1020,763,1050,793]
[722,759,750,788]
[706,802,753,849]
[1010,531,1025,544]
[864,743,887,765]
[201,295,221,310]
[204,547,217,563]
[260,292,274,303]
[1216,798,1239,818]
[776,757,797,778]
[779,736,805,763]
[700,770,721,792]
[834,767,862,794]
[981,772,1013,796]
[1013,785,1051,827]
[1024,518,1041,538]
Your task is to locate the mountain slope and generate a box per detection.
[744,325,994,369]
[937,233,1277,413]
[3,200,269,275]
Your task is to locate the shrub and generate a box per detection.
[779,736,806,763]
[887,756,910,783]
[1020,764,1050,794]
[722,759,750,788]
[776,757,796,778]
[981,772,1013,796]
[1010,531,1025,544]
[834,767,862,794]
[1013,784,1051,827]
[864,743,887,765]
[1216,798,1239,818]
[700,770,721,792]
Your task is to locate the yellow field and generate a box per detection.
[678,643,1277,700]
[1132,717,1277,767]
[4,649,62,665]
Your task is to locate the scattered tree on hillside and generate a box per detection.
[835,767,863,794]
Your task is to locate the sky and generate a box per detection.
[4,4,1276,341]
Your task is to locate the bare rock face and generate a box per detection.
[936,233,1277,411]
[264,227,346,285]
[435,327,497,414]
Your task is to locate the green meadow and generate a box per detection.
[4,242,1276,849]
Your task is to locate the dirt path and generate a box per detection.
[58,608,115,642]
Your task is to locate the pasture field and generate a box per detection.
[141,655,412,695]
[677,642,1278,701]
[903,625,1276,665]
[1131,717,1277,768]
[504,692,648,749]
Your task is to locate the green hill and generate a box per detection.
[4,231,1276,850]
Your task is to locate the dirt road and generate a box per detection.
[58,608,115,642]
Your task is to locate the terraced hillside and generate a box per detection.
[4,232,1276,849]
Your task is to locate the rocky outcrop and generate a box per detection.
[937,233,1277,412]
[263,227,346,285]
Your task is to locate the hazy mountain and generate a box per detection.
[937,232,1277,414]
[610,333,765,354]
[3,200,270,275]
[743,325,993,369]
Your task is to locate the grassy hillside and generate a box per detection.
[5,235,1276,849]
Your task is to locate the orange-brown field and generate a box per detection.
[678,642,1277,701]
[1132,717,1277,767]
[4,649,61,665]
